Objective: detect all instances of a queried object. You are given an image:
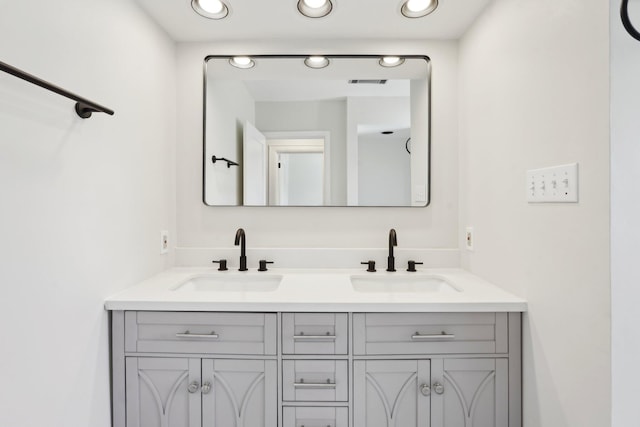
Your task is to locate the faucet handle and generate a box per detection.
[361,260,377,272]
[212,259,228,271]
[258,260,274,272]
[407,260,424,272]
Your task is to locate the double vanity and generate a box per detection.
[106,266,525,427]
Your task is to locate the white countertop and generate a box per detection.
[104,267,527,312]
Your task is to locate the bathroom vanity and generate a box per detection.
[106,268,525,427]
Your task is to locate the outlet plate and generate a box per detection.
[526,163,579,203]
[465,227,474,251]
[160,230,169,254]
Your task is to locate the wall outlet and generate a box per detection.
[465,227,474,251]
[160,230,169,254]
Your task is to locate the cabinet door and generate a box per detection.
[431,358,508,427]
[126,357,201,427]
[354,359,431,427]
[201,359,277,427]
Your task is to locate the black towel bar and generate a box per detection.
[0,60,114,119]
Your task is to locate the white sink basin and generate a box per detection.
[350,275,460,293]
[173,274,283,292]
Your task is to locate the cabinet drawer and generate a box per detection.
[283,407,348,427]
[353,313,507,355]
[125,311,277,355]
[282,313,348,355]
[283,360,348,402]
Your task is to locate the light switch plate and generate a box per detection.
[526,163,579,203]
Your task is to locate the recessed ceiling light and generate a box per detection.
[304,56,330,69]
[192,0,229,19]
[400,0,438,18]
[297,0,334,18]
[379,56,405,67]
[229,57,255,69]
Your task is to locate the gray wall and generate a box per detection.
[611,1,640,425]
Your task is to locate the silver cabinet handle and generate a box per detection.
[419,383,431,396]
[411,331,455,340]
[176,330,219,339]
[187,381,200,394]
[201,382,212,394]
[293,332,336,341]
[294,379,337,389]
[433,382,445,395]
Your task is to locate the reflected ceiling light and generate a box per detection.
[379,56,405,67]
[304,56,330,69]
[191,0,229,19]
[400,0,438,18]
[229,56,255,69]
[297,0,334,18]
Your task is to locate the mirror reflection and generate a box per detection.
[203,55,430,207]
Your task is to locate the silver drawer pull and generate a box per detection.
[411,331,455,340]
[293,332,336,341]
[294,378,337,389]
[176,330,219,339]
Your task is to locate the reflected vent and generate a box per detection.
[348,79,388,84]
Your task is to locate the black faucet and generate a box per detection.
[234,228,248,271]
[387,228,397,272]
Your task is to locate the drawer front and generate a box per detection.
[283,407,349,427]
[282,313,348,355]
[283,360,348,402]
[125,311,277,355]
[353,312,507,355]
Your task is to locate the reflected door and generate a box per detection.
[267,138,326,206]
[243,121,267,205]
[276,152,324,206]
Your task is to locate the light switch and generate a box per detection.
[526,163,578,203]
[414,184,426,203]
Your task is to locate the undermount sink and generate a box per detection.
[350,274,461,293]
[173,274,283,292]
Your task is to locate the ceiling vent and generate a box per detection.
[348,79,388,84]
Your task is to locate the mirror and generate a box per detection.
[203,55,430,207]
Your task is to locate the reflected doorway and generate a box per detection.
[266,137,328,206]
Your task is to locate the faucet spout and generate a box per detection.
[387,228,397,272]
[234,228,247,271]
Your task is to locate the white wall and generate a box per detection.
[358,133,411,206]
[176,40,459,250]
[0,1,176,426]
[459,0,610,426]
[611,1,640,425]
[205,79,255,205]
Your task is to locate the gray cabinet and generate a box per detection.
[353,358,509,427]
[111,311,521,427]
[351,312,520,427]
[202,359,277,427]
[353,360,431,427]
[431,358,508,427]
[125,357,277,427]
[126,357,201,427]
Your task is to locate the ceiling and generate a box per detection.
[134,0,493,42]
